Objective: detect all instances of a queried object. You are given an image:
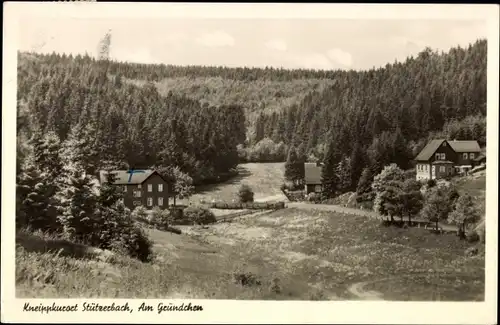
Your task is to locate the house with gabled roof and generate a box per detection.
[99,169,171,210]
[414,139,482,181]
[304,162,323,195]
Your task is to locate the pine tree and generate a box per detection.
[32,131,63,181]
[284,146,299,185]
[350,141,366,192]
[321,139,341,199]
[336,156,352,194]
[58,161,99,242]
[61,123,99,175]
[16,154,62,232]
[97,171,123,208]
[356,167,375,202]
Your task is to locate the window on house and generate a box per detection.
[441,153,446,160]
[158,197,163,206]
[147,197,153,207]
[440,166,446,173]
[443,142,446,146]
[435,154,439,160]
[463,153,468,159]
[147,184,153,192]
[158,184,163,192]
[123,186,127,192]
[138,184,142,189]
[470,153,475,159]
[134,190,141,198]
[314,185,322,193]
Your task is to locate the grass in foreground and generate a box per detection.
[16,208,484,300]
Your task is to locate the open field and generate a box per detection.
[16,208,484,300]
[177,163,287,205]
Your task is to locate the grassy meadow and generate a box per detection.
[16,207,484,300]
[178,163,287,205]
[15,163,485,300]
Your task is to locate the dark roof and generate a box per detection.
[99,169,163,185]
[304,163,322,184]
[415,139,481,161]
[414,139,446,161]
[448,140,481,153]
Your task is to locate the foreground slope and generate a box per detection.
[17,208,484,300]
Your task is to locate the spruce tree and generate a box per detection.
[58,161,99,242]
[284,146,299,185]
[321,139,341,199]
[16,154,62,232]
[336,156,352,194]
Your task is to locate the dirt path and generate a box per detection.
[254,194,288,203]
[347,280,385,300]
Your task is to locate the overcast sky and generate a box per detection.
[18,17,487,71]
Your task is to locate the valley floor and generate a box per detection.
[16,207,484,300]
[15,163,485,300]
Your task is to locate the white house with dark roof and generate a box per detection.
[99,169,171,210]
[414,139,482,181]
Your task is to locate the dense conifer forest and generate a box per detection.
[17,38,486,192]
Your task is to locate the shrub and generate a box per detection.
[233,271,261,287]
[184,206,216,225]
[465,246,479,257]
[307,192,321,203]
[110,224,153,263]
[269,277,281,294]
[427,179,437,188]
[149,206,162,227]
[466,228,480,243]
[96,202,154,262]
[166,226,182,235]
[131,206,148,221]
[238,184,254,203]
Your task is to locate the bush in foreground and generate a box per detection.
[184,206,217,225]
[238,184,254,203]
[306,192,321,203]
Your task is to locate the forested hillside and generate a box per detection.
[17,39,487,191]
[16,54,246,185]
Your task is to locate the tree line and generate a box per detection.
[371,164,483,242]
[18,38,487,201]
[282,40,487,199]
[17,53,246,185]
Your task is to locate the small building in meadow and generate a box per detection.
[304,162,323,195]
[99,169,171,210]
[414,139,482,181]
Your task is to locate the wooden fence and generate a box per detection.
[210,201,286,210]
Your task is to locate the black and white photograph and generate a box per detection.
[2,2,498,324]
